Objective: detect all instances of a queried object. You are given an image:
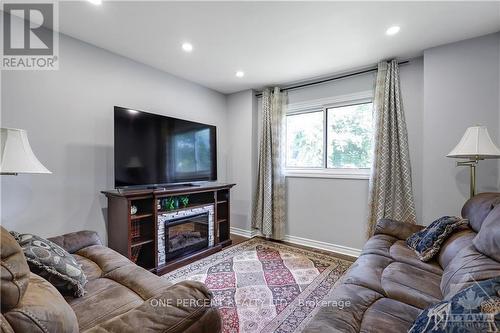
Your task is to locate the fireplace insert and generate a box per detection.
[164,212,209,260]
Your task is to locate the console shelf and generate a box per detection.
[102,183,235,275]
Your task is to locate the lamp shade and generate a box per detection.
[447,126,500,159]
[0,128,51,174]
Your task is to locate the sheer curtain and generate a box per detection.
[367,60,417,237]
[252,87,287,240]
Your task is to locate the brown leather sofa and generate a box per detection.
[0,227,221,333]
[304,192,500,332]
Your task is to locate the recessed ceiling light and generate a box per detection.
[182,42,193,53]
[386,26,400,36]
[87,0,102,5]
[235,71,245,78]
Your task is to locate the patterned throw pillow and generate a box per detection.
[406,216,468,261]
[10,232,87,297]
[408,277,500,333]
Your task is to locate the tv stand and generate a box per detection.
[102,182,235,275]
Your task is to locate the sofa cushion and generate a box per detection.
[374,218,424,240]
[388,240,443,276]
[68,277,144,330]
[304,252,438,332]
[409,277,500,333]
[359,298,421,333]
[82,281,221,333]
[3,273,79,333]
[10,231,87,297]
[473,204,500,261]
[49,230,102,254]
[437,227,475,269]
[441,244,500,299]
[66,244,174,330]
[381,262,442,309]
[461,192,500,232]
[406,216,468,261]
[1,227,30,312]
[362,234,443,275]
[304,283,384,333]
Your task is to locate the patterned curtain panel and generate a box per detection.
[367,60,417,237]
[252,87,286,240]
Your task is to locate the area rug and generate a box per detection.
[162,237,352,333]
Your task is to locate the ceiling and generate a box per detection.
[58,1,500,94]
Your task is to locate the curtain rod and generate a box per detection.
[254,60,409,97]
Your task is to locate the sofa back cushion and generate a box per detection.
[1,226,30,312]
[440,244,500,299]
[473,204,500,261]
[439,194,500,299]
[461,192,500,232]
[437,226,475,269]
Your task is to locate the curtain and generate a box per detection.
[252,87,286,240]
[367,60,417,237]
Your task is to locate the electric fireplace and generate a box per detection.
[164,212,209,260]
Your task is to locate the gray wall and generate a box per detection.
[226,90,257,231]
[422,33,500,222]
[1,33,228,243]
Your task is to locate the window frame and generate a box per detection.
[285,91,374,180]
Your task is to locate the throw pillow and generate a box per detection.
[10,231,87,297]
[408,277,500,333]
[406,216,468,261]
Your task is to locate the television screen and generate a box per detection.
[114,106,217,188]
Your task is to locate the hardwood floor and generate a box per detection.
[229,233,248,246]
[229,233,356,262]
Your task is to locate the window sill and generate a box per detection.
[285,169,371,180]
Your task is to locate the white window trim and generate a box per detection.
[285,168,370,180]
[285,90,374,180]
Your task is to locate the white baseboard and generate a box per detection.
[230,227,260,238]
[230,227,361,258]
[282,234,361,258]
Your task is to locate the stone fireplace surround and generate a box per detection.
[157,205,214,266]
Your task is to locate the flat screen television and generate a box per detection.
[114,106,217,188]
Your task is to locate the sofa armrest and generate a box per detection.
[374,218,424,240]
[48,230,102,254]
[3,273,79,333]
[83,280,221,333]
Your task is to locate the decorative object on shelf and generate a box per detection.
[130,205,138,215]
[131,221,141,238]
[173,197,180,209]
[157,199,161,210]
[180,196,189,208]
[164,197,175,211]
[131,246,142,263]
[447,125,500,198]
[0,128,52,175]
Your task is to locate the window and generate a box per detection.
[286,111,324,168]
[286,100,374,177]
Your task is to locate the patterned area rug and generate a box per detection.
[162,237,352,333]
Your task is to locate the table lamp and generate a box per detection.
[0,128,51,175]
[447,125,500,198]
